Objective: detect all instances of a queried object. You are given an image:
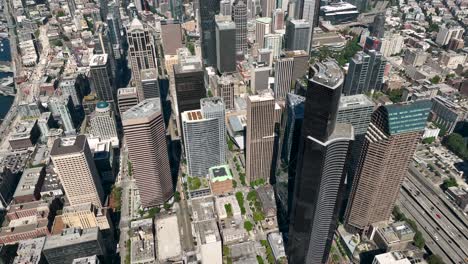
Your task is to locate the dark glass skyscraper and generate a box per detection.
[288,60,354,264]
[200,0,220,66]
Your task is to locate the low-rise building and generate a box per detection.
[130,219,156,264]
[43,228,107,264]
[267,232,286,261]
[13,237,46,264]
[370,221,415,252]
[191,197,217,222]
[9,120,41,150]
[61,203,110,230]
[13,166,46,203]
[155,216,182,262]
[72,255,100,264]
[209,165,233,195]
[193,220,222,264]
[215,195,242,220]
[372,251,412,264]
[439,51,467,69]
[446,186,468,212]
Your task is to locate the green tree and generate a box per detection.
[244,220,253,231]
[224,203,233,217]
[387,89,404,103]
[174,191,181,202]
[422,137,435,144]
[253,211,265,222]
[430,75,441,84]
[247,190,258,201]
[187,42,195,55]
[393,205,406,221]
[235,192,246,215]
[232,180,237,188]
[442,177,458,190]
[164,202,172,210]
[414,231,425,249]
[148,207,160,218]
[428,255,444,264]
[257,255,265,264]
[444,133,468,160]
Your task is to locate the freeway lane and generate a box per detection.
[397,190,464,264]
[403,178,468,256]
[409,164,468,233]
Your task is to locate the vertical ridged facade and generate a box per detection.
[288,61,353,264]
[122,99,173,207]
[140,68,160,100]
[345,100,432,232]
[246,90,276,183]
[274,57,294,100]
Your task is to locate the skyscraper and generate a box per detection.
[246,90,277,183]
[336,94,374,213]
[272,9,285,31]
[174,62,206,115]
[220,0,232,16]
[285,50,309,87]
[215,74,235,110]
[182,98,226,176]
[260,0,275,17]
[285,19,311,52]
[50,136,105,207]
[90,54,115,103]
[140,68,160,100]
[200,0,220,66]
[288,61,354,264]
[215,19,237,74]
[117,87,139,114]
[264,34,282,59]
[126,18,157,101]
[122,98,173,207]
[256,17,272,47]
[250,65,271,93]
[370,12,385,38]
[232,0,248,55]
[343,50,386,95]
[48,97,76,135]
[274,57,294,100]
[89,101,119,148]
[345,100,432,232]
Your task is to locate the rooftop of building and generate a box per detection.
[182,110,203,121]
[287,93,306,106]
[267,232,286,258]
[374,251,412,264]
[339,94,374,109]
[174,61,203,74]
[194,219,221,245]
[289,19,309,27]
[141,68,158,81]
[249,89,275,102]
[40,168,61,194]
[191,196,216,222]
[320,2,357,12]
[50,135,87,156]
[62,203,96,214]
[256,186,276,214]
[13,166,44,198]
[43,228,100,250]
[155,215,181,261]
[128,18,144,31]
[216,19,236,29]
[122,98,161,120]
[13,237,46,264]
[209,165,233,182]
[89,54,108,67]
[130,218,153,232]
[72,255,99,264]
[310,60,344,89]
[201,97,225,108]
[256,17,272,24]
[284,50,308,57]
[117,87,137,96]
[10,120,37,140]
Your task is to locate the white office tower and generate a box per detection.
[89,102,119,148]
[274,57,294,100]
[48,97,75,136]
[264,33,282,59]
[182,97,226,177]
